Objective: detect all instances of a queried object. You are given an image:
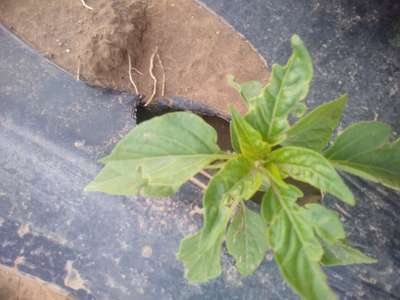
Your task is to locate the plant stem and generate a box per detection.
[199,170,212,179]
[189,177,207,190]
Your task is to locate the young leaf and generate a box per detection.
[301,203,376,267]
[301,203,346,242]
[282,95,347,151]
[268,185,336,300]
[261,189,281,225]
[177,157,260,283]
[325,122,400,190]
[270,146,354,205]
[245,35,313,144]
[261,186,300,224]
[292,102,307,118]
[230,107,270,160]
[226,205,269,276]
[85,112,228,197]
[324,121,391,160]
[229,122,241,153]
[321,239,377,266]
[177,226,227,283]
[227,75,263,108]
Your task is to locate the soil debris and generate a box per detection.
[141,245,153,258]
[0,0,268,114]
[79,0,148,87]
[64,260,91,293]
[17,224,30,238]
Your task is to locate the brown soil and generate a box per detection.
[0,264,75,300]
[0,0,269,114]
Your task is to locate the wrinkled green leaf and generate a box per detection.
[261,185,300,224]
[321,239,377,266]
[283,95,347,151]
[230,107,270,160]
[85,112,227,197]
[301,204,376,267]
[227,75,263,108]
[268,185,336,300]
[292,102,307,118]
[245,35,313,144]
[226,205,269,276]
[261,189,281,225]
[177,157,260,283]
[177,228,227,283]
[229,121,241,153]
[325,122,400,190]
[270,146,354,205]
[301,203,346,242]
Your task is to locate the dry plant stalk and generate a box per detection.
[156,52,166,97]
[144,47,159,106]
[189,177,207,190]
[80,0,93,10]
[128,54,139,95]
[199,170,212,179]
[76,59,81,81]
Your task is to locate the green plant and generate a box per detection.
[85,35,400,300]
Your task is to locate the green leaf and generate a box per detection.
[226,205,269,276]
[261,189,281,225]
[283,95,347,151]
[245,35,313,144]
[227,75,263,108]
[292,102,307,118]
[325,122,400,190]
[321,239,377,266]
[85,112,228,197]
[261,186,300,224]
[268,185,336,300]
[301,203,346,242]
[301,204,376,267]
[230,107,270,160]
[229,122,241,153]
[324,121,391,159]
[270,146,354,205]
[177,157,260,283]
[177,229,227,283]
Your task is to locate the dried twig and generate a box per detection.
[132,67,144,76]
[190,177,207,190]
[189,205,204,216]
[128,54,139,95]
[76,59,81,81]
[80,0,93,10]
[156,52,166,97]
[334,203,352,218]
[144,47,159,106]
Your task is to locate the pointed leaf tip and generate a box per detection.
[291,34,301,45]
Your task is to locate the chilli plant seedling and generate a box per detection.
[86,35,400,300]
